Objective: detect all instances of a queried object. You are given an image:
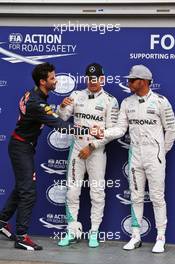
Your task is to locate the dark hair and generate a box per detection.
[32,62,55,87]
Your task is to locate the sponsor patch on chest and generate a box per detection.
[95,106,104,111]
[127,109,135,113]
[147,109,156,114]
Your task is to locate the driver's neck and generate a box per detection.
[39,86,48,95]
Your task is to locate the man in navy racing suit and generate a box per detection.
[0,62,87,250]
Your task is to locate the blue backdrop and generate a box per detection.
[0,26,175,243]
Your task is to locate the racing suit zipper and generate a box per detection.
[154,139,162,164]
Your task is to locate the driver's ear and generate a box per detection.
[40,79,46,86]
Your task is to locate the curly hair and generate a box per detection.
[32,62,55,87]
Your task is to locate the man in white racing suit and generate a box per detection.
[93,65,175,253]
[57,63,119,247]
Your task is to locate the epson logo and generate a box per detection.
[151,34,175,50]
[121,215,151,237]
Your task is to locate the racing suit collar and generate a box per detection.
[34,86,48,100]
[86,88,103,98]
[136,89,152,102]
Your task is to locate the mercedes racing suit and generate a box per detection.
[103,90,175,236]
[58,88,119,231]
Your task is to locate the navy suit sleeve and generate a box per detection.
[33,103,89,135]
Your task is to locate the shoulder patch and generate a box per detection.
[104,91,114,98]
[44,106,54,115]
[154,92,165,100]
[158,95,165,99]
[19,91,30,115]
[40,103,46,107]
[124,94,133,102]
